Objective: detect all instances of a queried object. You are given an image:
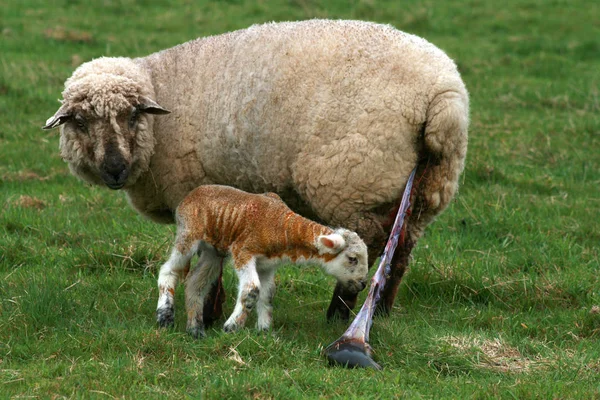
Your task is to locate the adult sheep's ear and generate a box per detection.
[138,96,171,115]
[317,233,347,254]
[42,103,70,130]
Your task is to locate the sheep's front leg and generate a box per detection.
[223,256,260,332]
[185,246,224,338]
[157,246,194,328]
[256,268,276,331]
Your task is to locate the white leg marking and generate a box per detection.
[257,268,276,331]
[156,246,195,327]
[224,257,260,332]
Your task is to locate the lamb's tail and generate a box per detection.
[408,87,469,239]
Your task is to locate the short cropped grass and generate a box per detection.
[1,0,599,398]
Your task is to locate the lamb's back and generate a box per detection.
[177,186,291,251]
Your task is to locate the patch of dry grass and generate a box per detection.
[12,195,47,210]
[439,335,550,373]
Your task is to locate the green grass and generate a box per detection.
[1,0,599,398]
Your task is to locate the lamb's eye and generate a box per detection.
[348,256,358,265]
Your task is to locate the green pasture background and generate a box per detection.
[1,0,599,398]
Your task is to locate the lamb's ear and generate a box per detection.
[317,233,347,254]
[138,96,171,115]
[42,103,70,130]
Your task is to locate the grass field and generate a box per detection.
[1,0,599,398]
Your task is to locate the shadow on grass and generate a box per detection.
[400,270,582,313]
[467,165,560,196]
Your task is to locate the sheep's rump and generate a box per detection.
[136,20,468,236]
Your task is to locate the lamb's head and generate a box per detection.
[43,57,170,190]
[317,228,369,294]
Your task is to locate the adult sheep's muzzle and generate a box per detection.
[100,162,130,190]
[100,146,130,190]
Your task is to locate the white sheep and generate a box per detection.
[158,184,368,337]
[44,19,469,322]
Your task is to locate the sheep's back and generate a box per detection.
[140,20,466,223]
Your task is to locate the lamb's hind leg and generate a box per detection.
[157,243,196,328]
[223,254,260,332]
[185,244,224,338]
[256,268,276,331]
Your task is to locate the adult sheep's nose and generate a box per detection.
[105,158,125,178]
[101,155,129,189]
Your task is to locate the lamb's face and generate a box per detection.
[43,71,169,190]
[320,229,369,294]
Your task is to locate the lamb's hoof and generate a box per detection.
[324,340,382,370]
[156,307,175,328]
[223,322,239,333]
[187,325,206,339]
[256,324,271,333]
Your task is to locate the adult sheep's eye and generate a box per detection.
[74,115,87,132]
[129,109,140,129]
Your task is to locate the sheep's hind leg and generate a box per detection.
[157,245,195,328]
[185,247,223,338]
[376,236,415,316]
[223,256,260,332]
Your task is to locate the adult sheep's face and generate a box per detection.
[43,75,170,190]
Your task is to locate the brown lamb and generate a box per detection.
[156,185,369,337]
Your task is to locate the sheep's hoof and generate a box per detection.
[324,340,382,370]
[156,307,175,328]
[374,302,392,317]
[326,305,350,322]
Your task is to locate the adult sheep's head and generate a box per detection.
[43,57,170,190]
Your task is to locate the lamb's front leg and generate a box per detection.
[157,247,194,328]
[223,255,260,332]
[257,268,276,331]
